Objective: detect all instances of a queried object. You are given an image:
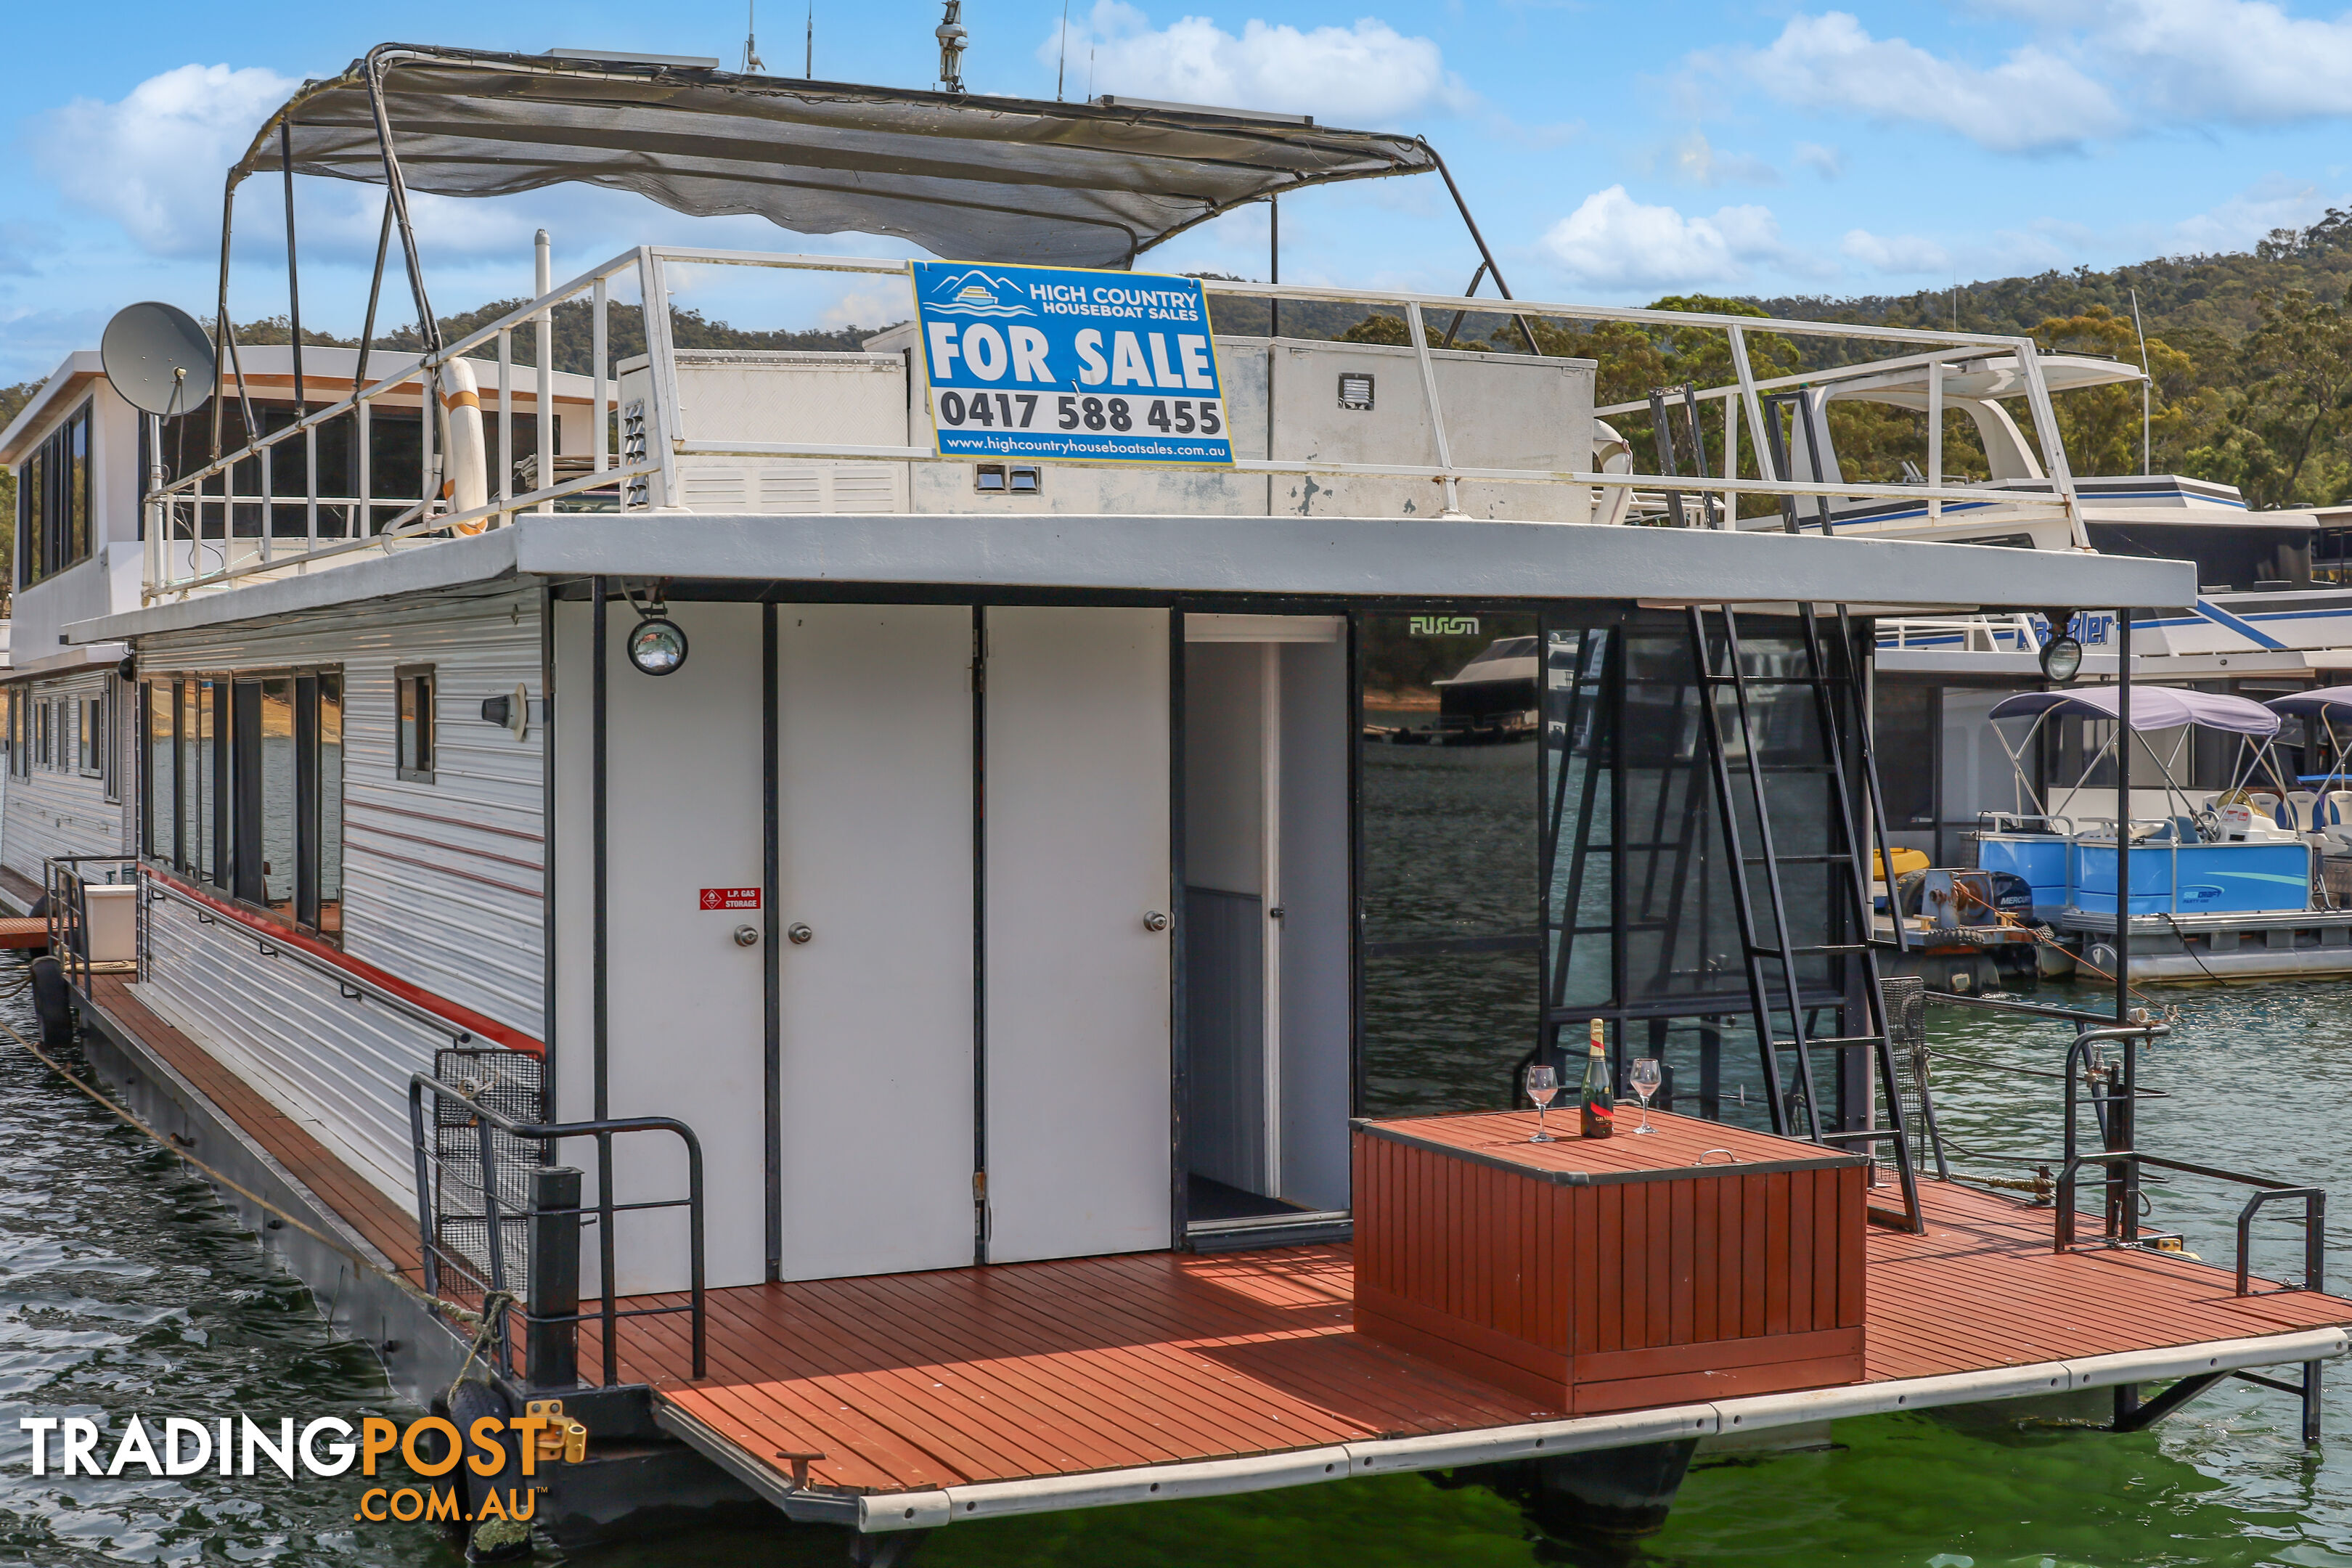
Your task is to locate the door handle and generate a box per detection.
[734,925,760,947]
[1142,910,1169,933]
[787,923,814,944]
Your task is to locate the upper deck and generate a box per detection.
[91,242,2203,632]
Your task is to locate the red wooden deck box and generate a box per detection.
[1352,1108,1868,1413]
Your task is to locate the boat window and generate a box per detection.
[18,399,92,587]
[397,666,436,783]
[78,694,106,782]
[1357,610,1541,1118]
[142,681,176,867]
[143,669,343,942]
[1875,682,1939,836]
[253,679,298,911]
[315,674,343,943]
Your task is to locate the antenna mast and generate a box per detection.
[1056,0,1070,99]
[936,0,968,93]
[744,0,764,73]
[807,0,814,76]
[2130,285,2152,475]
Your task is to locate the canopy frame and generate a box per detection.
[1988,689,2288,833]
[205,43,1490,460]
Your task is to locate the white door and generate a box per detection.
[984,607,1173,1263]
[553,601,768,1294]
[775,603,976,1279]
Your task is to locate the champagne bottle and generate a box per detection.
[1580,1018,1614,1139]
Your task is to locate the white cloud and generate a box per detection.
[1840,228,1952,274]
[2170,175,2348,253]
[1042,2,1471,125]
[2076,0,2352,123]
[820,287,915,330]
[1744,13,2127,154]
[1538,186,1788,290]
[1670,131,1781,187]
[1792,142,1845,179]
[36,64,300,257]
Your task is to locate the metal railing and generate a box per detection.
[43,855,139,994]
[146,245,659,600]
[1877,614,2043,652]
[2051,1022,2327,1297]
[147,248,2088,603]
[141,869,480,1048]
[407,1073,706,1387]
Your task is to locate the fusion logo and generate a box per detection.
[1410,616,1480,637]
[20,1412,576,1526]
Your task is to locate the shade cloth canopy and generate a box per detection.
[1988,687,2279,738]
[231,45,1441,268]
[2266,687,2352,719]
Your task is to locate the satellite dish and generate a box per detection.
[100,301,215,417]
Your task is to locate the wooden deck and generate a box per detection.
[0,917,52,950]
[611,1175,2352,1495]
[62,979,2352,1507]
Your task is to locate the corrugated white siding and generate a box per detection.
[134,584,546,1205]
[138,898,477,1205]
[2,668,132,888]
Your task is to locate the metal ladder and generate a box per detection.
[1688,601,1927,1231]
[1646,383,1721,528]
[1760,390,1839,535]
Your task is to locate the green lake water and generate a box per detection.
[5,978,2352,1565]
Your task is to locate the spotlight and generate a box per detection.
[115,654,136,683]
[2038,610,2083,683]
[626,616,689,677]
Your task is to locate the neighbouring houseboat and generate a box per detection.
[7,41,2349,1559]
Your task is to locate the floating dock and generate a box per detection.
[67,974,2352,1543]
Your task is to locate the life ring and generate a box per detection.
[436,356,491,534]
[1592,420,1635,526]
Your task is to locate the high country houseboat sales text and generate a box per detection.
[1028,282,1204,320]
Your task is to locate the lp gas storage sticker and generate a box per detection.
[909,260,1232,466]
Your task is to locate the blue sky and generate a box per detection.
[6,0,2352,382]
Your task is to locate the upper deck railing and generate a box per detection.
[142,245,2085,602]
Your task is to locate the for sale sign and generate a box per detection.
[909,260,1233,466]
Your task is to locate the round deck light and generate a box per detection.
[627,616,689,677]
[2041,633,2083,683]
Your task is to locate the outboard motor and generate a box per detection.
[28,955,74,1048]
[1987,870,2035,924]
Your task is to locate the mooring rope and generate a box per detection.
[0,1002,498,1339]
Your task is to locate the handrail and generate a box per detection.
[406,1073,706,1385]
[2055,1148,2325,1297]
[1977,812,2076,836]
[149,241,2091,603]
[44,855,138,995]
[142,870,486,1049]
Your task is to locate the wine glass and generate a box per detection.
[1524,1063,1559,1143]
[1630,1058,1662,1135]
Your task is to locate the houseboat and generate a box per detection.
[10,41,2350,1558]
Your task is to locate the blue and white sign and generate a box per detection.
[909,260,1232,465]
